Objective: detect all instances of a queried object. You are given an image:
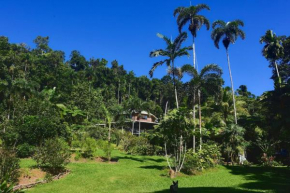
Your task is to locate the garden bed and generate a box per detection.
[14,169,69,191]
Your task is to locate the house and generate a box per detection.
[130,111,159,135]
[95,110,159,136]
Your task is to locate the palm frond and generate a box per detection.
[212,20,226,29]
[211,28,224,49]
[149,60,169,78]
[237,28,246,40]
[174,32,188,51]
[181,64,198,78]
[157,33,172,46]
[149,49,168,57]
[194,4,210,13]
[200,64,223,78]
[177,17,190,33]
[174,6,185,17]
[232,19,244,27]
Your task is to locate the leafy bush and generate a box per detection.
[119,132,137,152]
[0,180,22,193]
[260,153,282,167]
[119,132,161,156]
[0,149,20,184]
[74,150,81,161]
[85,126,108,141]
[33,138,71,173]
[71,139,82,149]
[183,143,222,175]
[103,142,114,161]
[81,137,97,158]
[16,143,35,158]
[95,140,114,161]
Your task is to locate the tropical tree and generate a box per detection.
[211,20,245,124]
[182,64,223,151]
[260,30,284,82]
[174,4,210,69]
[149,32,192,108]
[156,107,193,177]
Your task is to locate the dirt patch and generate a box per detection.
[71,154,118,164]
[15,170,69,191]
[18,168,46,185]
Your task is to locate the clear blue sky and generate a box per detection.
[1,0,289,96]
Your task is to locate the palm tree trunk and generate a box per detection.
[198,90,202,150]
[193,89,196,153]
[192,37,197,151]
[175,87,179,109]
[165,101,169,116]
[226,49,238,125]
[193,38,196,69]
[274,60,280,80]
[172,60,179,108]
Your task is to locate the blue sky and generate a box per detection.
[1,0,289,95]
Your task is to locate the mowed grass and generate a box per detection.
[21,150,290,193]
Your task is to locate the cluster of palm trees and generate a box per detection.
[149,3,245,151]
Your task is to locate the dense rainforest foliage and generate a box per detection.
[0,33,289,161]
[0,3,290,187]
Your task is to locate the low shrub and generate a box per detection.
[183,143,222,175]
[81,137,97,158]
[119,132,136,152]
[260,153,282,167]
[0,149,20,184]
[16,143,35,158]
[33,138,71,173]
[74,150,81,161]
[96,140,114,161]
[120,132,162,156]
[103,142,114,161]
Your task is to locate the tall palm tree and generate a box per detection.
[211,20,245,124]
[260,30,284,82]
[149,32,192,109]
[182,64,223,150]
[174,4,210,69]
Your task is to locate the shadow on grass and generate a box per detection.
[139,165,165,170]
[116,156,164,163]
[225,166,290,193]
[153,187,257,193]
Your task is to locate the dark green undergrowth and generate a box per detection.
[20,150,290,193]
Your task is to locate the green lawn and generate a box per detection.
[21,150,290,193]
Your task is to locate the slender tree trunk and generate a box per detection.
[274,60,280,78]
[172,60,179,109]
[118,79,120,104]
[108,122,111,142]
[174,87,179,109]
[193,89,196,153]
[165,101,169,116]
[192,37,197,152]
[193,38,196,69]
[198,90,202,150]
[226,49,238,125]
